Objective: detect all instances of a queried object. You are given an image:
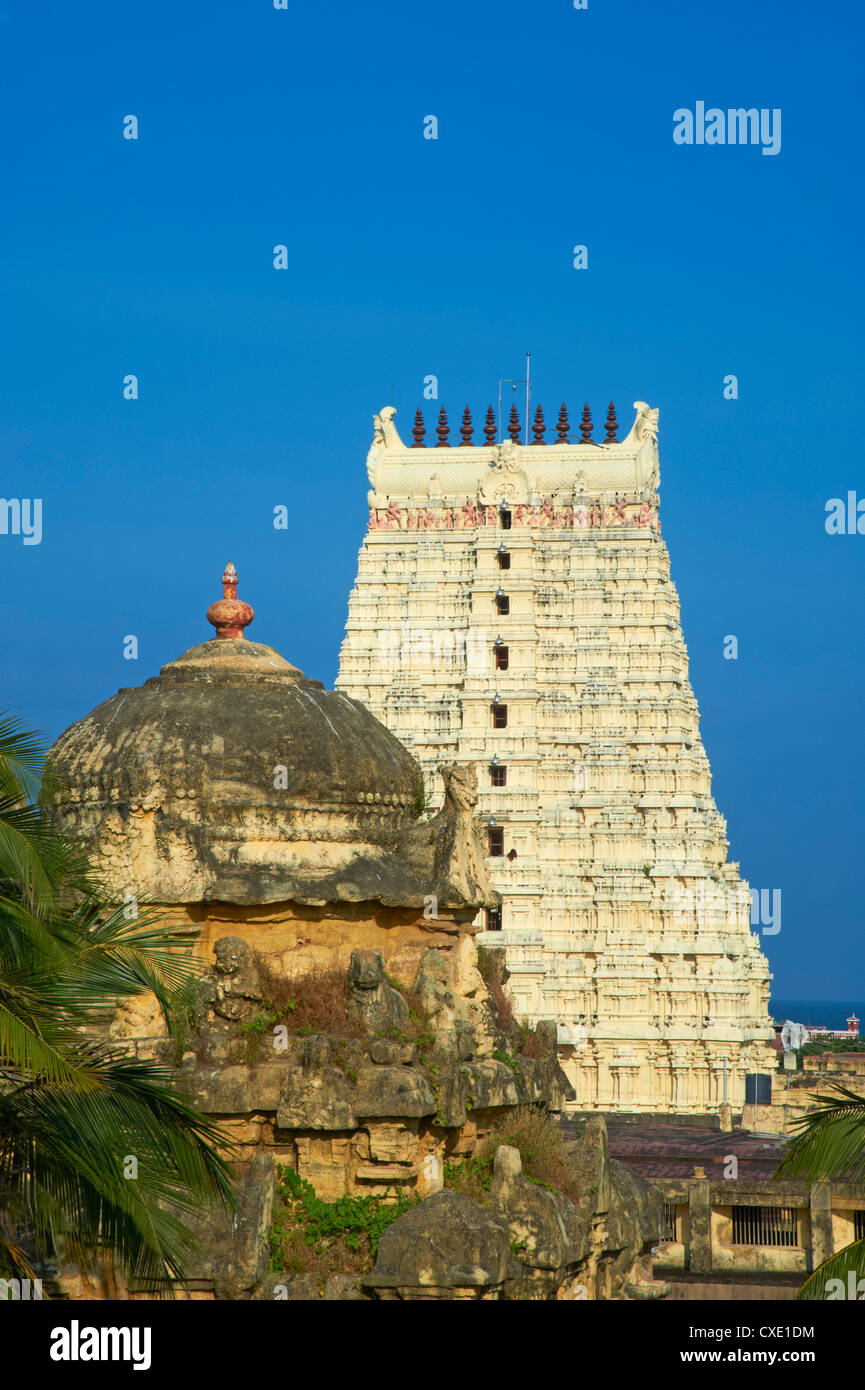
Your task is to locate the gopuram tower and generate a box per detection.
[336,399,775,1113]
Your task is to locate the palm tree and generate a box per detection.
[0,712,233,1294]
[776,1085,865,1300]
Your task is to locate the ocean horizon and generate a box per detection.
[770,1000,862,1031]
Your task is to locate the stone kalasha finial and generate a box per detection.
[604,401,618,443]
[460,406,473,445]
[206,562,255,640]
[579,402,593,444]
[411,409,426,447]
[532,404,545,444]
[435,406,450,446]
[483,405,496,445]
[555,403,570,444]
[507,403,521,442]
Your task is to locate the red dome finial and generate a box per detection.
[206,561,255,640]
[411,409,426,447]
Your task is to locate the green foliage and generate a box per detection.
[0,712,233,1290]
[271,1165,416,1274]
[410,773,427,821]
[443,1153,494,1202]
[492,1048,521,1077]
[774,1084,865,1299]
[444,1106,582,1206]
[777,1086,865,1186]
[791,1038,865,1069]
[795,1237,865,1301]
[414,1029,434,1066]
[240,1009,279,1036]
[332,1052,358,1082]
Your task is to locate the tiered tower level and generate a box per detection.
[336,399,774,1113]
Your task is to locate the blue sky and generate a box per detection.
[1,0,862,997]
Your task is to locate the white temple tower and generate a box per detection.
[336,399,775,1113]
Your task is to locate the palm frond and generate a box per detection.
[0,999,89,1087]
[796,1237,865,1301]
[0,1051,234,1287]
[0,708,237,1291]
[777,1086,865,1186]
[0,715,47,806]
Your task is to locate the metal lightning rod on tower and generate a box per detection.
[496,352,531,444]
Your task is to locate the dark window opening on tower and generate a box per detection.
[486,907,502,932]
[498,551,511,569]
[495,594,510,615]
[492,704,508,728]
[500,509,512,530]
[487,826,504,856]
[495,646,509,671]
[490,764,507,787]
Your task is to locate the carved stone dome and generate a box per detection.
[46,564,425,907]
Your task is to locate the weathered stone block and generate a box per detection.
[277,1064,357,1131]
[354,1066,436,1119]
[365,1190,518,1299]
[369,1038,416,1066]
[366,1122,417,1164]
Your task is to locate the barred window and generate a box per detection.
[662,1203,678,1242]
[855,1210,865,1240]
[731,1206,798,1247]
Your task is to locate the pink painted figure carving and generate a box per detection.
[514,504,526,526]
[540,497,555,527]
[408,509,417,530]
[444,509,454,529]
[589,504,602,528]
[386,500,401,529]
[367,508,378,531]
[461,497,476,528]
[575,506,588,529]
[486,505,497,527]
[613,494,628,523]
[637,500,652,526]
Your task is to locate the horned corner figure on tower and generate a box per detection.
[338,396,774,1115]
